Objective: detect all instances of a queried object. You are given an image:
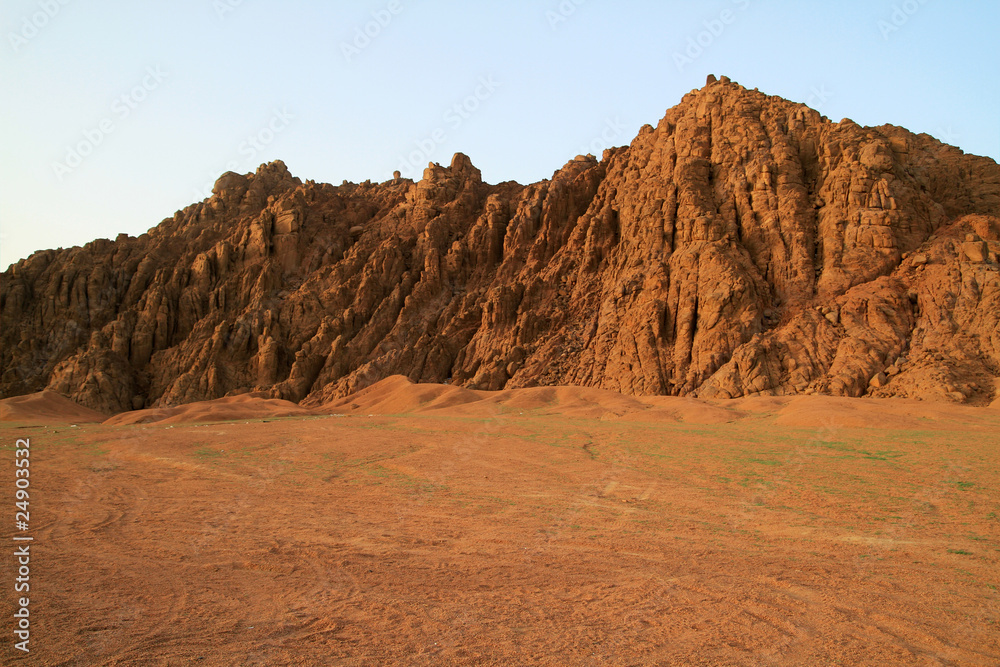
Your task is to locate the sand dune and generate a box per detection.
[325,376,697,421]
[456,384,652,420]
[771,395,1000,430]
[7,379,990,430]
[0,389,107,425]
[321,376,998,429]
[104,393,312,425]
[4,375,990,431]
[324,375,488,415]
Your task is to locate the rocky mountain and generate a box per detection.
[3,75,999,414]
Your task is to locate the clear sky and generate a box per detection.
[2,0,998,269]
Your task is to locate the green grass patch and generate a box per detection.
[193,446,225,460]
[81,442,109,457]
[861,450,906,461]
[748,458,782,466]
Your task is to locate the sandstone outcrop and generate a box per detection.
[2,78,998,412]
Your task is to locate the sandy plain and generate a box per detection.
[2,378,998,665]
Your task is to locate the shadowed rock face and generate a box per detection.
[3,78,999,413]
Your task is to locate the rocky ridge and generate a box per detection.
[2,76,999,413]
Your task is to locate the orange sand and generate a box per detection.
[1,380,998,664]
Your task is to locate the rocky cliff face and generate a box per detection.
[3,76,999,413]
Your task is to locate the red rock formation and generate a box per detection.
[2,77,998,413]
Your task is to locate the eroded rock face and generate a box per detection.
[2,79,999,412]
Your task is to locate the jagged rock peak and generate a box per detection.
[212,171,248,197]
[419,152,483,185]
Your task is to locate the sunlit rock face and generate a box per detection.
[3,78,999,413]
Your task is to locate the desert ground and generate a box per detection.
[2,378,999,665]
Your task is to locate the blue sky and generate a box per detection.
[2,0,998,268]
